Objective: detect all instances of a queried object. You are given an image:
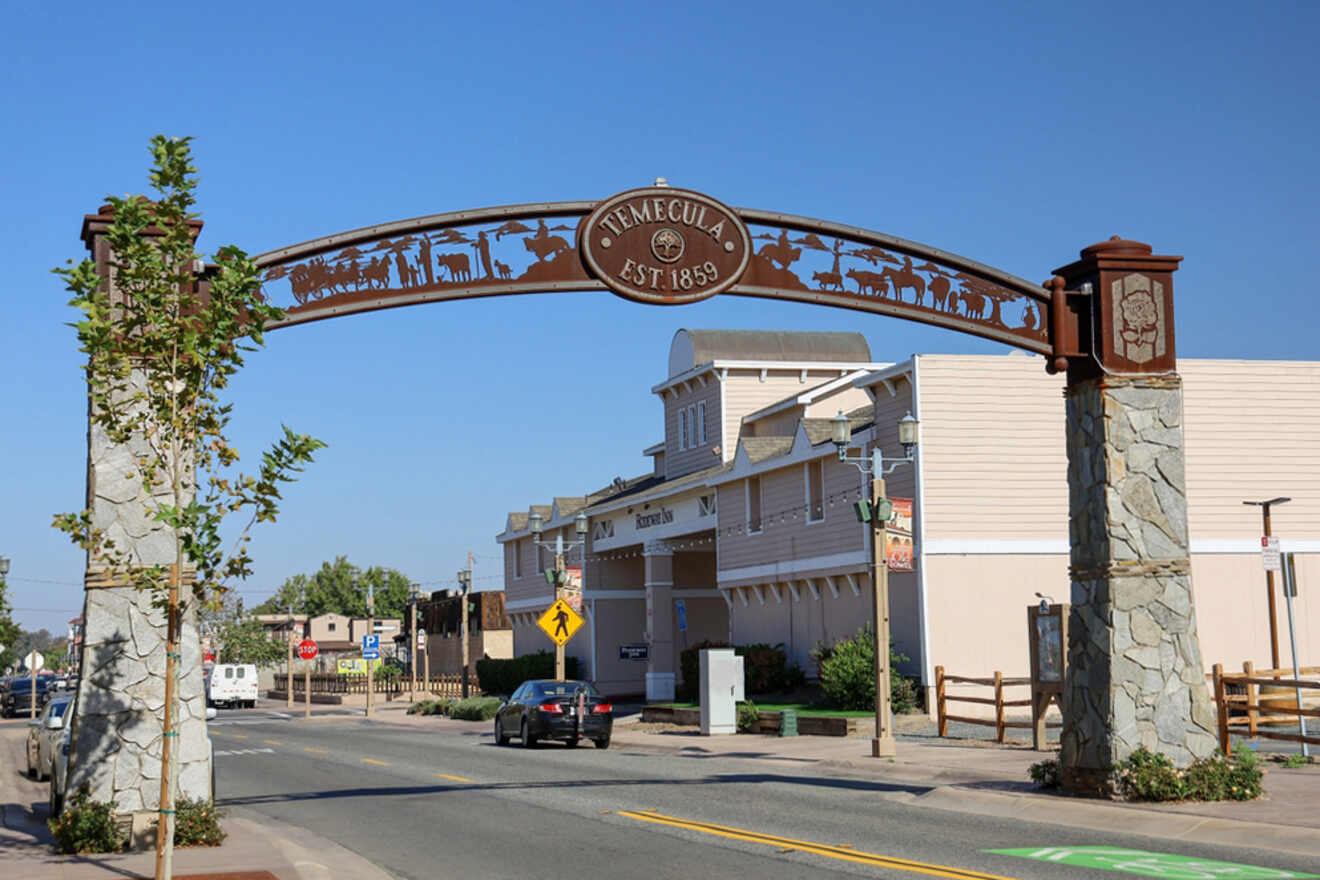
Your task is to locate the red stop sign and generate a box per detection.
[298,639,319,660]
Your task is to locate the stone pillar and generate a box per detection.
[67,207,211,824]
[1055,238,1217,795]
[644,541,675,701]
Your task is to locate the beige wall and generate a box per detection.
[716,454,868,573]
[307,614,349,642]
[424,630,512,675]
[590,598,647,696]
[664,378,722,479]
[723,369,848,460]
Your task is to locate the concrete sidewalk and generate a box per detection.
[0,720,391,880]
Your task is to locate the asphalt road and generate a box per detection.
[210,707,1319,880]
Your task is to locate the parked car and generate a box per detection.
[2,675,54,717]
[26,695,73,780]
[493,680,612,749]
[206,663,258,708]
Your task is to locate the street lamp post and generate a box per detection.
[529,511,588,681]
[456,561,473,698]
[366,583,375,718]
[832,409,919,759]
[409,583,419,702]
[1244,497,1291,671]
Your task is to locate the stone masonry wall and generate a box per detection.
[1061,375,1218,795]
[68,371,210,814]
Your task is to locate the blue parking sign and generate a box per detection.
[362,634,380,660]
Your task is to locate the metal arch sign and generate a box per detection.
[247,184,1075,363]
[578,187,751,305]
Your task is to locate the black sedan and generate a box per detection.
[2,676,53,718]
[494,680,612,749]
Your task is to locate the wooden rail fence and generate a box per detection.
[290,672,475,699]
[1211,662,1319,755]
[935,666,1059,743]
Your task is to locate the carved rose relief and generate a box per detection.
[1111,274,1165,364]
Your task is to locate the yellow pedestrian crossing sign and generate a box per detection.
[537,598,584,646]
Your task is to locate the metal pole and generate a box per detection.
[1281,553,1310,758]
[554,550,565,681]
[462,553,472,699]
[423,633,430,697]
[872,458,896,758]
[286,606,294,709]
[366,584,375,718]
[1263,504,1281,671]
[304,660,311,719]
[409,594,418,702]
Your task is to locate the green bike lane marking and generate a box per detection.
[987,846,1318,879]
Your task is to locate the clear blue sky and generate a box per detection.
[3,1,1316,635]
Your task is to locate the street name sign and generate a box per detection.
[537,598,584,646]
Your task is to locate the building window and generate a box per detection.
[747,476,762,534]
[688,404,697,447]
[697,401,706,445]
[328,622,336,632]
[514,540,522,578]
[678,408,687,451]
[806,459,824,522]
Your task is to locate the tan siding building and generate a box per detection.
[495,330,1319,711]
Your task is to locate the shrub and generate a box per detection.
[475,652,579,697]
[812,626,917,713]
[48,787,122,854]
[1282,752,1310,769]
[173,797,227,847]
[447,696,503,721]
[1028,757,1061,789]
[407,698,453,716]
[737,701,760,732]
[676,640,806,703]
[1114,746,1264,802]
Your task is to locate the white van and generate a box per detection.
[207,664,259,709]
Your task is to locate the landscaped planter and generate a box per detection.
[641,705,859,736]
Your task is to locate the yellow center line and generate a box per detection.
[304,747,328,754]
[362,758,390,766]
[616,810,1020,880]
[434,773,473,783]
[263,739,282,745]
[231,734,247,740]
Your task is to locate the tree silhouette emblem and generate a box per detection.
[650,228,685,264]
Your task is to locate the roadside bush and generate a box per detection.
[447,696,503,721]
[476,652,579,697]
[173,797,227,847]
[1112,746,1264,802]
[1028,757,1061,789]
[48,787,122,854]
[407,698,453,716]
[812,626,918,713]
[677,640,806,702]
[737,701,760,733]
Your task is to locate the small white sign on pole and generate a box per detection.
[1261,535,1281,571]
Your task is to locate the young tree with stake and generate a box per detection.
[53,136,324,879]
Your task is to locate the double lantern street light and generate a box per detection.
[830,408,919,758]
[529,510,588,680]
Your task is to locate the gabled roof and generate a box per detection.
[668,329,872,377]
[741,369,885,426]
[742,437,795,463]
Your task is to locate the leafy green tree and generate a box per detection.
[255,557,413,619]
[51,135,324,878]
[0,577,22,672]
[214,617,284,666]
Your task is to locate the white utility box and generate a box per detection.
[699,648,745,735]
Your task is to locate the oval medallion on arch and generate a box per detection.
[579,187,751,305]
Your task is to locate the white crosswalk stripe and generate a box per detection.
[213,747,276,757]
